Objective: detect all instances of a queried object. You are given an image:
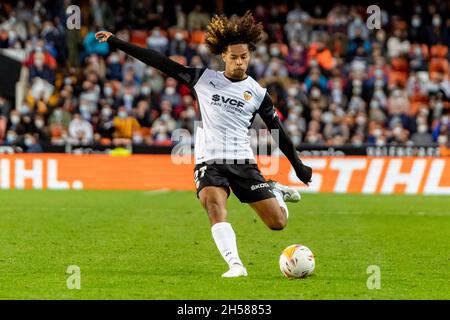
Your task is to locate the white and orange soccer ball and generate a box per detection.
[279,244,315,279]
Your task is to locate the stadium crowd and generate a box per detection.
[0,0,449,151]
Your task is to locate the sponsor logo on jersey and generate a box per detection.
[243,91,253,101]
[211,94,245,108]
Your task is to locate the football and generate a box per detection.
[279,244,315,279]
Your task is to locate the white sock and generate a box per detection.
[273,189,289,219]
[211,222,243,268]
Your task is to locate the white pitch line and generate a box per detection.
[143,189,170,195]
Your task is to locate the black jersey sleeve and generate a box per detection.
[107,36,205,88]
[257,93,312,185]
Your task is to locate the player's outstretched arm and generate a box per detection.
[95,31,204,87]
[257,93,312,186]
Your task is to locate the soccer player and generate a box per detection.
[96,11,312,278]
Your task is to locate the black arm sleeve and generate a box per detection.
[107,36,205,88]
[258,93,304,173]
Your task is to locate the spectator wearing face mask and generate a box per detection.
[169,28,189,56]
[106,52,123,81]
[5,130,19,146]
[411,117,433,145]
[432,114,450,143]
[68,113,94,145]
[113,106,141,145]
[6,110,22,132]
[28,52,56,84]
[151,100,176,144]
[48,107,72,145]
[96,105,115,144]
[161,78,181,106]
[24,133,43,153]
[425,14,447,46]
[33,114,50,143]
[409,14,426,44]
[134,100,152,128]
[146,27,169,54]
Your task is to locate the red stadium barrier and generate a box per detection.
[0,154,449,195]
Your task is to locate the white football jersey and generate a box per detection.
[193,69,267,164]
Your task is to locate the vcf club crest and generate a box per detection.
[243,90,253,101]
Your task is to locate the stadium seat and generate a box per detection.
[130,30,149,47]
[189,30,206,45]
[430,44,448,59]
[0,116,6,141]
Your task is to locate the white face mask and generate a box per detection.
[175,32,184,41]
[432,17,441,27]
[80,105,90,114]
[373,128,383,137]
[288,113,299,121]
[414,47,422,56]
[257,45,267,55]
[20,105,30,114]
[311,89,321,99]
[186,107,196,118]
[322,112,333,124]
[101,108,112,117]
[11,115,20,125]
[291,135,301,146]
[198,44,209,55]
[35,119,45,128]
[356,116,366,125]
[270,47,280,56]
[35,59,44,68]
[165,87,176,96]
[118,111,128,118]
[412,18,421,28]
[141,87,151,96]
[7,132,17,143]
[438,135,448,144]
[124,94,133,101]
[393,126,403,136]
[104,87,113,96]
[375,69,383,78]
[110,55,119,63]
[160,114,170,121]
[24,137,34,147]
[132,134,143,144]
[418,124,428,133]
[370,100,380,109]
[332,89,342,97]
[376,138,386,146]
[287,87,299,96]
[287,124,298,132]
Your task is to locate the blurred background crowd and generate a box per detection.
[0,0,449,152]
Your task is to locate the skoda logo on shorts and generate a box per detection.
[251,182,269,191]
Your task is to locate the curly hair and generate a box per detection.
[205,11,264,55]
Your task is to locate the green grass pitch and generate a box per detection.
[0,190,449,299]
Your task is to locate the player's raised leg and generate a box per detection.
[198,186,247,277]
[249,181,300,229]
[249,197,288,230]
